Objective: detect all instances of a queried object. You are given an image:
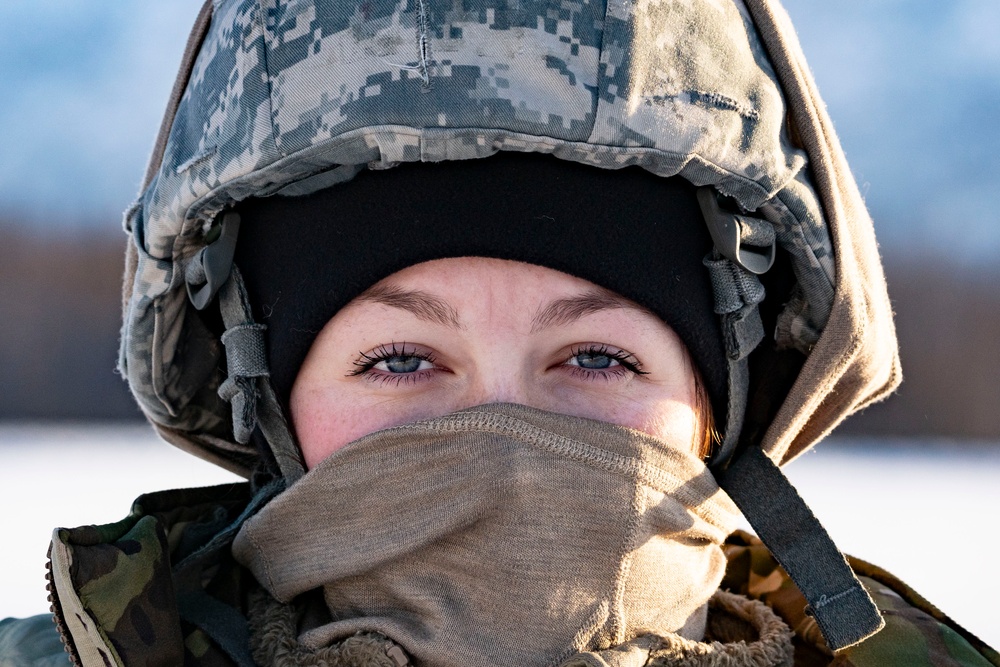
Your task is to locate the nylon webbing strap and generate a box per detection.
[218,270,265,444]
[719,356,750,466]
[220,324,268,378]
[257,379,306,482]
[177,591,255,667]
[716,446,884,650]
[705,254,766,466]
[174,480,285,667]
[218,266,306,481]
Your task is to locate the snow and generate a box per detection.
[1,425,997,648]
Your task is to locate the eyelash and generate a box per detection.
[347,342,647,387]
[347,342,438,386]
[565,344,648,381]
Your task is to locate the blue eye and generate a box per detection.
[569,352,619,370]
[349,343,438,381]
[565,345,647,377]
[375,355,434,373]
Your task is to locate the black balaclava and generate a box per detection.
[234,151,726,427]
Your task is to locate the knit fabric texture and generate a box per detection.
[233,403,740,667]
[233,152,726,422]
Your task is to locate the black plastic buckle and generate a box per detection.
[697,188,776,275]
[186,212,241,310]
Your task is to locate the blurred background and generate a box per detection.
[1,0,998,648]
[2,0,998,433]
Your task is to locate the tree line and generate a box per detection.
[2,224,997,439]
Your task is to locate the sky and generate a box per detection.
[0,3,203,225]
[781,0,1000,266]
[2,1,998,265]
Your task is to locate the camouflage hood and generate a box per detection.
[119,0,900,650]
[121,0,897,475]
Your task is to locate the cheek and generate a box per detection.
[555,386,700,455]
[632,398,701,451]
[290,387,388,468]
[291,385,461,468]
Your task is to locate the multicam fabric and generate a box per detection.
[119,0,837,472]
[12,486,996,666]
[722,532,1000,667]
[43,484,256,666]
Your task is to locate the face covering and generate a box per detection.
[233,403,740,667]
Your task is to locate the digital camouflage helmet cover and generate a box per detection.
[119,0,900,651]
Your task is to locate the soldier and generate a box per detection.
[2,0,997,665]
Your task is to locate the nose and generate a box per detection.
[461,367,535,409]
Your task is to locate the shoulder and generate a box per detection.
[0,614,68,666]
[47,482,256,666]
[843,556,1000,667]
[722,530,1000,667]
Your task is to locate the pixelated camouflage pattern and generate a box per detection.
[119,0,837,472]
[27,489,997,665]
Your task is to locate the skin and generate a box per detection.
[291,257,700,469]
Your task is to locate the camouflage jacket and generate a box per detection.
[2,484,997,667]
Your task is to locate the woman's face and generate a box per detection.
[291,257,700,468]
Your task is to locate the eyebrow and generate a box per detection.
[356,283,646,332]
[356,284,463,328]
[530,288,647,333]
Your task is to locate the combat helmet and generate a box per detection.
[120,0,900,650]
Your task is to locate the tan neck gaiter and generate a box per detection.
[233,403,739,667]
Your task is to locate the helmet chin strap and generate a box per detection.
[715,444,884,651]
[701,191,884,650]
[216,261,306,483]
[213,204,883,650]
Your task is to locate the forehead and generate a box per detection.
[355,257,647,315]
[369,257,590,291]
[341,257,668,338]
